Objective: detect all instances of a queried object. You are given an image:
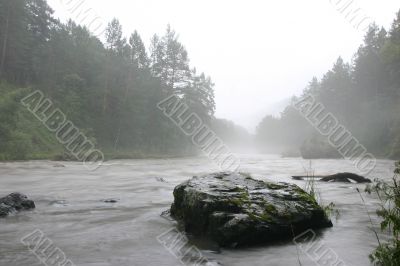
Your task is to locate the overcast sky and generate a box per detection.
[48,0,400,132]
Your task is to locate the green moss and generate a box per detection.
[266,183,286,190]
[264,204,277,213]
[294,187,319,205]
[246,209,273,223]
[230,198,244,207]
[228,190,250,208]
[229,187,246,193]
[258,213,272,222]
[247,212,257,220]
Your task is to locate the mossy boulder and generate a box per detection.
[170,172,332,247]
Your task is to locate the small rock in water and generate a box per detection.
[155,177,167,183]
[0,193,35,218]
[170,172,332,247]
[103,198,119,203]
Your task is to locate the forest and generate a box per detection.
[1,0,400,162]
[0,0,250,160]
[256,10,400,160]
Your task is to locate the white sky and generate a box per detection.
[48,0,400,132]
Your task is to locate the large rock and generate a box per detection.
[0,193,35,218]
[170,172,332,247]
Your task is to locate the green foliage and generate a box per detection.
[0,83,63,159]
[0,0,217,160]
[3,131,32,160]
[366,162,400,265]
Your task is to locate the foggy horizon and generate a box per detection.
[47,0,400,132]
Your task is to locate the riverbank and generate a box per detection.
[0,150,196,162]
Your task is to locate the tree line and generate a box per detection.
[256,10,400,160]
[0,0,224,159]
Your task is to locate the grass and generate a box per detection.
[302,161,338,219]
[303,162,318,201]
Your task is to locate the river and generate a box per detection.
[0,154,396,266]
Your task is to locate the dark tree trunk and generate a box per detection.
[0,2,10,79]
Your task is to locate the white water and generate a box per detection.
[0,154,396,266]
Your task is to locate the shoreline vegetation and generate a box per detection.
[0,151,397,163]
[366,161,400,265]
[0,0,231,163]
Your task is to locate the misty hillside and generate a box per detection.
[0,0,249,160]
[256,16,400,160]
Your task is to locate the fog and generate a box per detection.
[2,1,400,265]
[48,0,399,132]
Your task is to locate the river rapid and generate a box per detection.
[0,154,396,266]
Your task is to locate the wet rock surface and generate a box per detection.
[0,193,35,218]
[170,172,332,247]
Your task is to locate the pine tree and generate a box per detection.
[184,68,215,122]
[105,18,126,55]
[149,25,191,94]
[162,25,190,92]
[129,30,149,69]
[353,24,388,99]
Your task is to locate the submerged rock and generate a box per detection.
[170,172,332,247]
[0,193,35,218]
[103,198,119,203]
[292,172,371,183]
[155,177,167,183]
[320,172,371,183]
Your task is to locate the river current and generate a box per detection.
[0,154,396,266]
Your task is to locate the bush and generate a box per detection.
[4,131,33,160]
[366,161,400,265]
